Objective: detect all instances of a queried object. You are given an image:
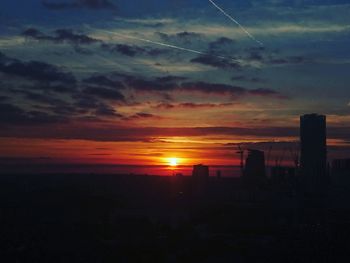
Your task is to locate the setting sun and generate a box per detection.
[169,157,178,167]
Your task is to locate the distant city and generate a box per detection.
[1,113,350,262]
[190,114,349,185]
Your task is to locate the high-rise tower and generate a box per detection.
[300,114,327,191]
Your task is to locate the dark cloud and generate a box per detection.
[41,0,116,10]
[181,82,245,97]
[36,83,76,93]
[243,46,310,66]
[122,76,175,92]
[249,51,264,61]
[124,112,160,121]
[236,46,310,67]
[181,82,288,99]
[83,75,123,88]
[98,72,286,100]
[208,37,236,51]
[101,43,170,57]
[112,44,144,57]
[101,43,146,57]
[231,75,266,83]
[156,31,202,44]
[72,94,125,118]
[0,53,76,84]
[146,48,171,57]
[0,96,9,102]
[73,94,99,109]
[83,86,125,101]
[23,28,100,45]
[1,124,349,143]
[22,28,171,58]
[23,91,68,106]
[156,76,187,83]
[14,89,85,117]
[0,102,67,125]
[268,56,309,65]
[249,88,288,99]
[73,46,94,55]
[95,103,123,117]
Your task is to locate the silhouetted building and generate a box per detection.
[332,159,350,179]
[271,166,296,182]
[192,164,209,179]
[216,170,222,179]
[244,149,266,178]
[300,114,327,191]
[332,159,350,173]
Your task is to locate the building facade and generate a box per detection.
[300,114,327,192]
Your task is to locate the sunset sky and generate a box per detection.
[1,0,350,171]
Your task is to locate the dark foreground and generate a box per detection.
[0,173,350,262]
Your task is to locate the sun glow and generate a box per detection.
[168,157,178,167]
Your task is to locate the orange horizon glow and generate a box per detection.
[1,134,348,169]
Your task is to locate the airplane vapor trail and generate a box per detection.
[93,28,240,63]
[208,0,263,46]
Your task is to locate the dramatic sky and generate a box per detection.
[1,0,350,170]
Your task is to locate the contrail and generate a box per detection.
[92,28,241,63]
[208,0,263,46]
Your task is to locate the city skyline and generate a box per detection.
[1,0,350,171]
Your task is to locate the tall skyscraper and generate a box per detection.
[300,114,327,191]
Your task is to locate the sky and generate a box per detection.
[0,0,350,172]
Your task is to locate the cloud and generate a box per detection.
[231,75,265,83]
[73,94,99,109]
[114,17,175,28]
[11,89,86,117]
[95,103,123,117]
[120,75,175,92]
[101,43,170,57]
[101,43,146,57]
[156,76,187,82]
[0,96,9,102]
[123,112,160,121]
[0,52,76,84]
[0,102,67,125]
[23,28,100,45]
[156,31,203,44]
[23,28,171,58]
[41,0,116,10]
[0,118,349,143]
[83,75,123,88]
[23,91,68,106]
[181,82,245,96]
[154,102,234,109]
[30,83,76,93]
[208,37,236,54]
[249,88,288,99]
[268,56,309,65]
[181,82,288,99]
[82,86,125,101]
[89,72,287,100]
